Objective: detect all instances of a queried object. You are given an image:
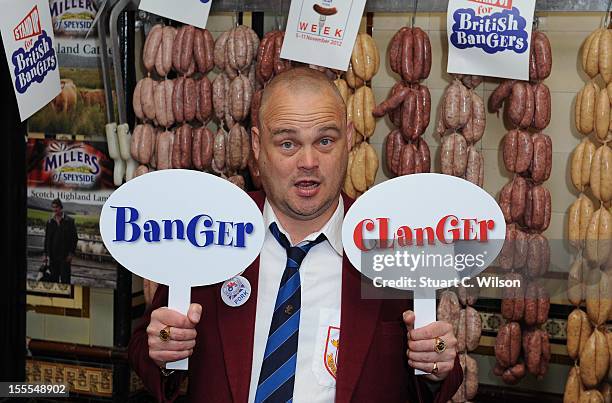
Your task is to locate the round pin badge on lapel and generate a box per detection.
[221,276,251,307]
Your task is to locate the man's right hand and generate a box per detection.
[43,256,48,265]
[147,303,202,368]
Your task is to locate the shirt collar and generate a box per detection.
[263,196,344,256]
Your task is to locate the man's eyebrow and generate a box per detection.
[318,125,341,134]
[270,128,297,136]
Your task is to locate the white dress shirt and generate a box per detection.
[247,197,344,403]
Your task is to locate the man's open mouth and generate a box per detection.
[294,180,320,190]
[295,179,321,197]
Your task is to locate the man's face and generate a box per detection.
[253,85,352,221]
[52,204,62,216]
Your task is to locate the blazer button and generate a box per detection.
[284,304,294,315]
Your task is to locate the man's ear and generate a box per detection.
[251,126,261,161]
[346,121,355,151]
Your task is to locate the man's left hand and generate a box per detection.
[403,310,457,382]
[66,255,73,263]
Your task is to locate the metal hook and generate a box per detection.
[280,0,287,30]
[86,0,108,39]
[97,0,116,124]
[233,0,239,26]
[411,0,418,28]
[241,0,246,24]
[604,0,612,28]
[109,0,138,125]
[274,0,280,30]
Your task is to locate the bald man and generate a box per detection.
[129,68,462,403]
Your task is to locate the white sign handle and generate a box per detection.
[165,284,191,371]
[412,289,437,376]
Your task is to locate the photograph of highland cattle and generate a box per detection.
[28,0,115,136]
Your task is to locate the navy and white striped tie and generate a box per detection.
[254,222,327,403]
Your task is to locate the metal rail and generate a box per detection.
[109,0,139,124]
[208,0,612,13]
[97,0,117,124]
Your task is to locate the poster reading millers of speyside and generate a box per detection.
[447,0,535,80]
[27,138,117,289]
[28,0,115,137]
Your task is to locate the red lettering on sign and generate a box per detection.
[353,216,496,251]
[468,0,512,10]
[13,6,41,42]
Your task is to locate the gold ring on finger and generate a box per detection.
[159,326,171,342]
[434,337,446,354]
[432,362,439,374]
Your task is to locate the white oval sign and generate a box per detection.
[342,173,506,375]
[342,173,506,290]
[99,170,265,288]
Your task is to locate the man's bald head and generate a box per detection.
[251,66,353,232]
[258,67,346,129]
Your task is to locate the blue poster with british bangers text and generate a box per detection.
[0,0,61,121]
[446,0,536,80]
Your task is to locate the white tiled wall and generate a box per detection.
[26,288,113,346]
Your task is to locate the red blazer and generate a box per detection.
[129,191,463,402]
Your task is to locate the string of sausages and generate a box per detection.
[564,24,612,403]
[491,29,554,385]
[437,74,486,401]
[436,75,486,187]
[130,23,261,189]
[338,33,380,199]
[372,27,432,184]
[432,47,487,403]
[436,284,481,402]
[373,25,480,403]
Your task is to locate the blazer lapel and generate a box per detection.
[217,191,266,402]
[217,256,260,403]
[335,255,382,403]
